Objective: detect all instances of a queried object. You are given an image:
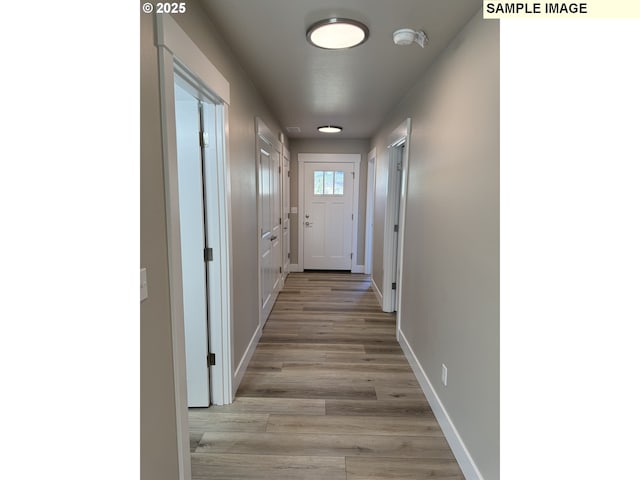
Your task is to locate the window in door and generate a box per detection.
[314,170,345,195]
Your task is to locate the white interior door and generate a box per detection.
[303,162,354,270]
[271,143,282,288]
[282,148,291,275]
[174,80,210,407]
[258,136,273,319]
[257,120,282,324]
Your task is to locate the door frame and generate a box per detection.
[364,148,376,275]
[155,13,234,480]
[382,119,412,320]
[282,146,291,277]
[298,153,361,272]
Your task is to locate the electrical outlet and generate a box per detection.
[441,364,448,386]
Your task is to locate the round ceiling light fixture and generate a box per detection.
[393,28,428,48]
[317,125,343,133]
[307,18,369,50]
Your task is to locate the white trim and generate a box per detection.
[155,14,233,480]
[298,153,362,164]
[371,277,383,308]
[352,265,364,274]
[282,146,291,277]
[155,14,230,104]
[382,119,411,314]
[398,329,484,480]
[288,263,303,273]
[157,43,192,480]
[207,102,234,405]
[364,148,376,275]
[222,103,234,403]
[297,153,361,272]
[233,323,262,394]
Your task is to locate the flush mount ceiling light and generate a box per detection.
[393,28,428,48]
[317,125,343,133]
[307,18,369,50]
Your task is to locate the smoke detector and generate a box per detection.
[393,29,427,48]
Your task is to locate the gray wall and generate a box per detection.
[370,11,499,479]
[141,3,285,479]
[289,138,369,266]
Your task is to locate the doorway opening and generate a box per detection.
[297,153,361,272]
[155,13,234,480]
[169,66,233,407]
[381,119,412,318]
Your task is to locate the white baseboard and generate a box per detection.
[371,277,383,308]
[233,322,262,394]
[397,328,484,480]
[289,264,363,273]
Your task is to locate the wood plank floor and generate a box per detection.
[189,272,464,479]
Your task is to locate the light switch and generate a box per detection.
[291,206,298,214]
[140,268,148,302]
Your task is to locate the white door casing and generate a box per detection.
[382,119,412,322]
[298,154,360,271]
[364,148,376,275]
[389,144,404,312]
[282,147,291,276]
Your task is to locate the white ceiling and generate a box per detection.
[201,0,481,139]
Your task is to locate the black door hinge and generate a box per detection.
[207,353,216,366]
[392,282,397,290]
[204,247,213,262]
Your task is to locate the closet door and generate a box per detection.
[256,119,282,324]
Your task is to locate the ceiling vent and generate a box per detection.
[286,126,301,133]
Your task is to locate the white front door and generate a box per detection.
[303,162,354,270]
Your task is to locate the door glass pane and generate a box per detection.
[314,171,324,195]
[334,171,344,195]
[324,171,334,195]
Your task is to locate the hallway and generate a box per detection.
[188,272,464,479]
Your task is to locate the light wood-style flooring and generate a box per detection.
[189,272,464,479]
